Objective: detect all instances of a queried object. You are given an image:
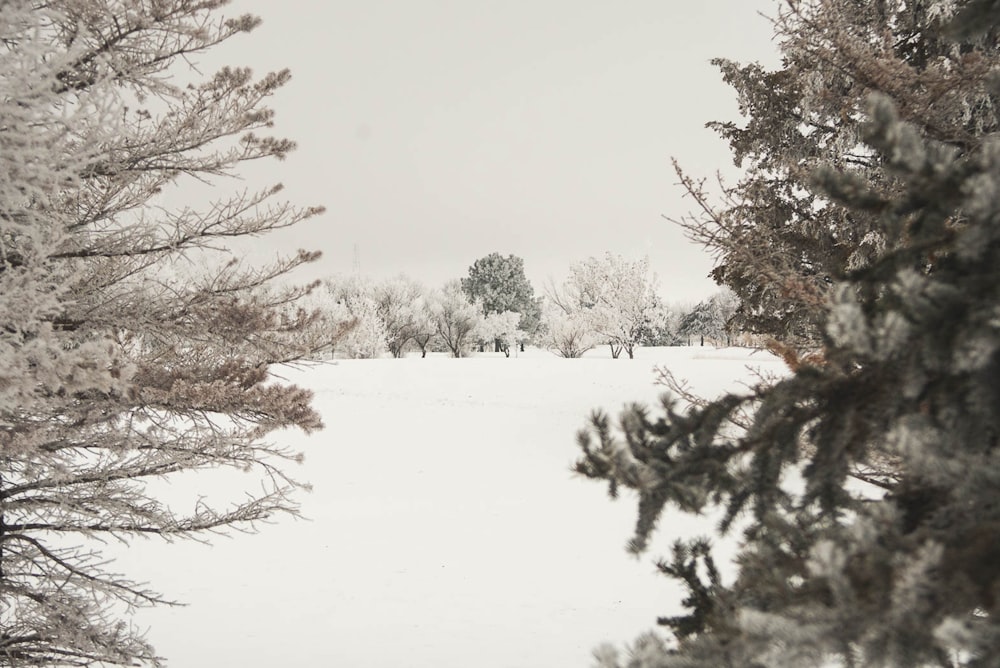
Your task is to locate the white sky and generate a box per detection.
[193,0,782,304]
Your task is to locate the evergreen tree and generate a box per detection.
[676,0,1000,350]
[0,2,329,664]
[579,3,1000,666]
[461,252,542,343]
[677,291,737,347]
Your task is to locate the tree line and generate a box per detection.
[314,251,739,360]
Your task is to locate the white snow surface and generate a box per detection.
[114,346,783,667]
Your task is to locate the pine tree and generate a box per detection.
[677,291,737,347]
[676,0,1000,350]
[461,253,542,344]
[0,2,330,664]
[578,3,1000,666]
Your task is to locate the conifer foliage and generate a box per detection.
[0,2,328,665]
[461,252,542,341]
[578,2,1000,666]
[677,0,1000,350]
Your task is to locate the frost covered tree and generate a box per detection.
[538,299,600,358]
[321,274,427,358]
[461,252,542,347]
[578,3,1000,666]
[675,0,1000,350]
[321,275,397,359]
[372,275,425,358]
[677,290,738,346]
[430,280,484,358]
[335,294,388,359]
[409,296,438,358]
[0,2,329,665]
[564,253,664,359]
[476,310,522,357]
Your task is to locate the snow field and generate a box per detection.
[114,346,783,667]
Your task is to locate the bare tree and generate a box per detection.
[538,297,599,358]
[409,296,438,358]
[372,276,426,357]
[548,254,664,359]
[429,280,484,358]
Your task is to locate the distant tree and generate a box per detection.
[677,290,738,346]
[430,280,484,358]
[538,299,600,358]
[372,276,425,358]
[566,253,665,359]
[477,310,522,357]
[578,3,1000,666]
[638,296,681,347]
[323,273,368,306]
[320,275,382,358]
[335,295,388,359]
[409,296,438,358]
[322,274,428,358]
[0,2,330,665]
[461,253,542,347]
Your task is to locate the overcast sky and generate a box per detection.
[196,0,783,304]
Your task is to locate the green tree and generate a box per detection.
[461,253,542,347]
[579,2,1000,665]
[0,2,329,664]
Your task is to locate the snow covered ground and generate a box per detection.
[115,346,783,667]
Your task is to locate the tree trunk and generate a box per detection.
[1,471,4,579]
